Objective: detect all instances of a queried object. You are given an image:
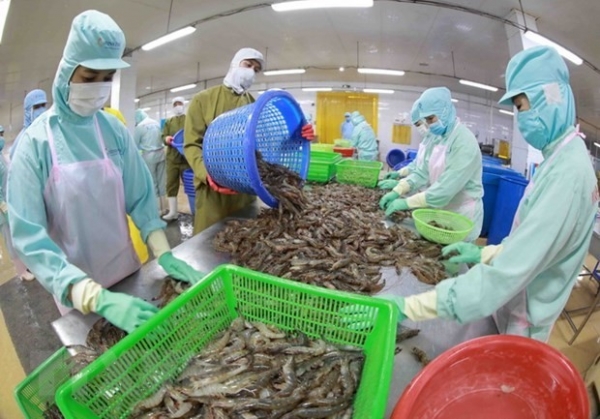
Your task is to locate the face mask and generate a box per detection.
[345,117,350,122]
[517,109,548,150]
[429,120,446,136]
[68,82,112,117]
[237,67,256,92]
[417,124,429,136]
[31,106,46,122]
[174,105,184,116]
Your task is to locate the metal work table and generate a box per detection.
[53,203,498,417]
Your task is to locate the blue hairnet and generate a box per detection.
[135,109,148,125]
[417,87,457,128]
[410,100,421,125]
[53,10,129,119]
[23,89,47,127]
[498,46,575,144]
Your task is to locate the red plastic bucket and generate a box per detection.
[333,147,355,158]
[392,335,588,419]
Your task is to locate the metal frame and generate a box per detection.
[562,260,600,345]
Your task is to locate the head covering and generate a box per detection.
[350,111,365,126]
[23,89,48,127]
[223,48,265,94]
[418,87,457,128]
[103,107,126,125]
[135,109,148,125]
[344,112,351,117]
[53,10,128,120]
[410,100,421,125]
[172,96,185,106]
[498,46,575,146]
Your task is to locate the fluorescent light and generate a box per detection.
[257,91,265,95]
[499,109,514,116]
[141,26,196,51]
[302,87,332,92]
[0,0,11,44]
[339,67,345,72]
[451,99,459,103]
[141,107,151,111]
[594,142,600,148]
[358,68,405,76]
[459,79,498,92]
[170,83,197,93]
[524,30,583,66]
[363,88,394,94]
[272,0,373,12]
[134,98,140,103]
[264,69,306,76]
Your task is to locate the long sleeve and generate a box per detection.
[183,95,208,183]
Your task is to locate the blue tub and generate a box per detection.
[386,149,406,168]
[406,148,418,161]
[482,155,503,166]
[487,176,529,245]
[481,169,525,237]
[393,158,414,171]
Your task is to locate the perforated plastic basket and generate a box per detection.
[336,159,383,188]
[307,151,343,183]
[412,209,474,244]
[203,91,310,208]
[172,129,184,155]
[55,265,398,419]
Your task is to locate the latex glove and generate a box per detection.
[95,289,158,333]
[165,136,174,146]
[403,290,438,321]
[379,191,399,210]
[378,179,399,190]
[398,167,410,177]
[158,251,206,284]
[385,198,410,216]
[207,174,237,195]
[442,242,482,264]
[340,295,407,330]
[392,179,411,196]
[0,201,7,213]
[384,171,400,180]
[301,124,315,141]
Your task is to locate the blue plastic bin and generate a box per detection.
[393,159,414,171]
[182,169,195,215]
[487,176,529,245]
[406,148,418,161]
[482,155,503,165]
[482,163,520,176]
[386,149,406,168]
[203,91,309,208]
[481,169,525,237]
[172,129,184,156]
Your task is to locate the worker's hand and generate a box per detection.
[301,124,315,141]
[207,174,237,195]
[340,295,407,330]
[379,191,399,210]
[94,290,158,334]
[442,242,482,264]
[385,198,410,216]
[158,251,206,285]
[165,136,174,146]
[384,171,400,180]
[378,179,399,190]
[0,201,7,214]
[398,167,411,178]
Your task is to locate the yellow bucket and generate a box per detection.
[127,215,149,264]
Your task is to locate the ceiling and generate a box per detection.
[1,0,599,140]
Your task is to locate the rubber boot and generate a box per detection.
[162,197,179,221]
[157,196,168,216]
[20,270,35,281]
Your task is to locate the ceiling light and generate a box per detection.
[363,88,394,94]
[524,30,583,66]
[0,0,11,44]
[141,26,196,51]
[451,99,459,103]
[257,91,265,95]
[302,87,332,92]
[170,84,197,93]
[459,79,498,92]
[141,107,151,111]
[339,67,345,72]
[272,0,373,12]
[134,98,140,103]
[358,68,405,76]
[595,142,600,148]
[264,68,306,76]
[499,109,514,116]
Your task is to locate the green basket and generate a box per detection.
[336,159,384,188]
[14,347,72,419]
[55,265,398,419]
[310,143,336,153]
[412,209,474,244]
[307,151,343,183]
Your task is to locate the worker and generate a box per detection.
[162,97,189,221]
[10,89,47,159]
[341,112,353,140]
[349,111,378,161]
[356,46,599,343]
[379,87,483,242]
[7,10,204,333]
[135,109,166,214]
[184,48,314,235]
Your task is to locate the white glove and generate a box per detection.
[0,201,7,213]
[392,179,411,196]
[406,192,428,209]
[147,229,171,259]
[70,278,103,314]
[481,244,503,265]
[404,290,438,321]
[398,167,410,177]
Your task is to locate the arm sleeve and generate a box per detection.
[7,134,87,307]
[161,119,170,146]
[435,173,582,323]
[183,96,208,184]
[133,125,143,150]
[405,159,429,192]
[424,138,480,208]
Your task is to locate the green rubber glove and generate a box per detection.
[378,294,407,323]
[442,242,482,264]
[340,295,407,330]
[379,191,399,210]
[385,198,410,216]
[95,290,158,333]
[158,251,206,284]
[378,179,400,190]
[384,171,400,180]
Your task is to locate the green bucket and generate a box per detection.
[412,209,474,244]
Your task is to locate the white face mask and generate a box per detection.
[173,105,184,116]
[225,67,256,94]
[68,82,112,117]
[417,124,429,136]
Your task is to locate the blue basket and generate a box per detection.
[182,169,195,196]
[172,129,185,156]
[386,149,406,168]
[203,91,310,208]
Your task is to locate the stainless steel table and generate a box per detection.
[52,204,498,417]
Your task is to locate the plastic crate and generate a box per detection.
[311,143,336,153]
[307,151,343,183]
[14,347,72,419]
[334,147,355,158]
[412,209,474,245]
[336,160,383,188]
[55,265,398,419]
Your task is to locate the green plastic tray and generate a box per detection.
[14,347,72,419]
[55,264,398,419]
[412,208,474,244]
[307,151,343,183]
[336,159,384,188]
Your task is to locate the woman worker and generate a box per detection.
[365,46,598,342]
[7,10,204,333]
[379,87,484,242]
